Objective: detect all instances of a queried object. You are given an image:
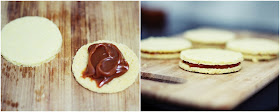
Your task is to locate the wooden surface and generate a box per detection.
[1,1,139,111]
[141,36,279,110]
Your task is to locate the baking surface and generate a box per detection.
[141,36,279,110]
[1,1,139,111]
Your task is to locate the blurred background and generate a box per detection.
[141,1,279,39]
[141,1,279,111]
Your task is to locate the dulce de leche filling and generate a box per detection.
[183,60,240,69]
[245,53,278,57]
[82,43,129,88]
[141,51,181,54]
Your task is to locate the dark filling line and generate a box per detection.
[243,53,277,57]
[141,51,181,54]
[183,60,240,69]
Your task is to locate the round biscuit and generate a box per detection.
[226,38,279,55]
[184,28,235,44]
[1,16,62,67]
[72,40,139,93]
[180,48,243,65]
[141,37,192,53]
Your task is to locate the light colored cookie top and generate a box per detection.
[1,16,62,67]
[180,48,243,65]
[226,38,279,55]
[184,28,235,44]
[72,40,139,93]
[141,37,192,52]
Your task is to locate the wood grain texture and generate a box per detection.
[141,35,279,110]
[1,1,139,111]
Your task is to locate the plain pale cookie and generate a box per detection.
[179,49,243,74]
[183,28,235,48]
[72,40,139,93]
[1,16,62,67]
[226,38,279,62]
[141,37,192,59]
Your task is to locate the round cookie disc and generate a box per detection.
[180,49,243,65]
[226,38,279,55]
[72,40,139,93]
[1,16,62,67]
[141,37,192,53]
[184,28,235,44]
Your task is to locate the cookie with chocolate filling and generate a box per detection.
[141,37,192,59]
[179,49,243,74]
[226,38,279,62]
[183,28,235,49]
[72,40,139,93]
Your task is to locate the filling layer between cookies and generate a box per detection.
[191,41,225,49]
[141,51,181,54]
[182,60,240,69]
[243,53,278,57]
[82,43,129,88]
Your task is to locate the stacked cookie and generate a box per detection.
[179,49,243,74]
[141,37,192,59]
[183,28,235,49]
[226,38,279,62]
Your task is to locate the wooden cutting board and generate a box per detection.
[1,1,139,111]
[141,35,279,110]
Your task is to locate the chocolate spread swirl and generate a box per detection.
[82,43,129,88]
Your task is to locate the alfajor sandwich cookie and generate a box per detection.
[141,37,192,59]
[226,38,279,62]
[179,48,243,74]
[183,28,235,49]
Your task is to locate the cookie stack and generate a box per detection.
[141,27,279,75]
